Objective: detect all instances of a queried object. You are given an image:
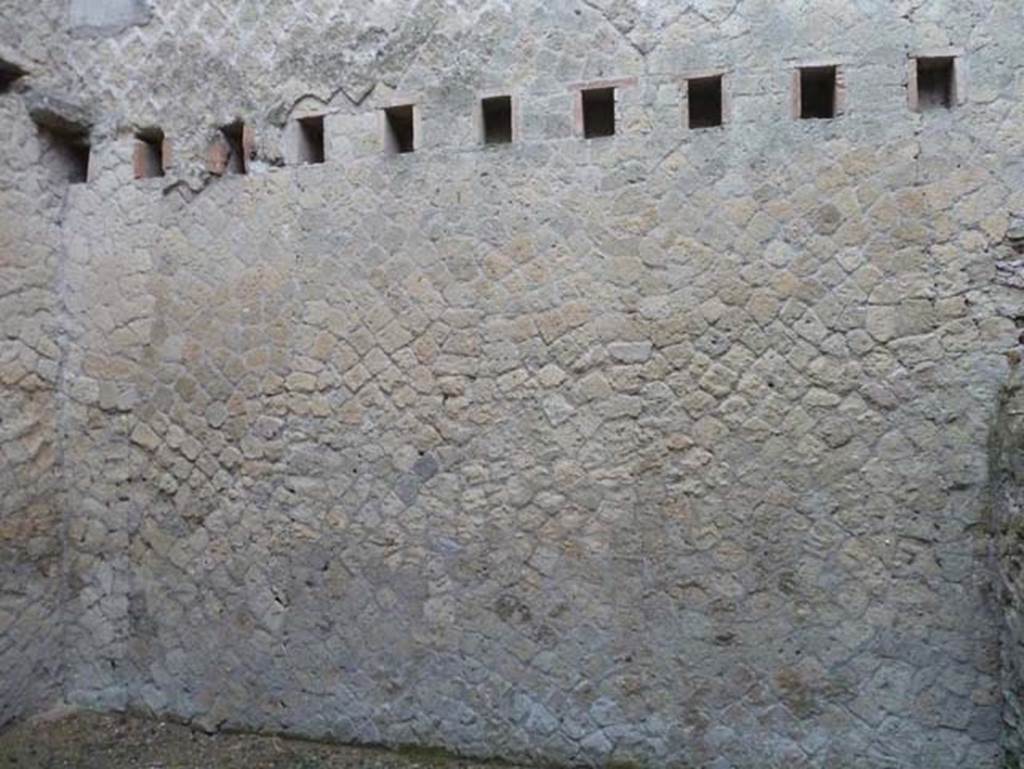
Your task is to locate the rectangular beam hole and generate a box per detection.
[481,95,513,145]
[37,124,90,184]
[916,57,955,110]
[688,75,723,129]
[384,105,415,154]
[582,87,615,139]
[799,66,837,120]
[296,115,325,164]
[134,128,165,179]
[220,120,247,174]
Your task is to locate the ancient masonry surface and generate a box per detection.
[3,1,1024,768]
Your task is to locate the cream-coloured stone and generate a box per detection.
[866,305,899,342]
[285,372,318,393]
[130,423,161,451]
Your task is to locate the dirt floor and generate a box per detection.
[0,710,528,769]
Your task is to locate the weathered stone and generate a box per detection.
[608,341,653,364]
[412,453,438,481]
[542,394,575,426]
[285,372,318,393]
[205,402,228,428]
[130,423,160,451]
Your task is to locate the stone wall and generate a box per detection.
[993,372,1024,767]
[0,73,66,725]
[3,1,1024,767]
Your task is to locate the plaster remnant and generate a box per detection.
[70,0,152,37]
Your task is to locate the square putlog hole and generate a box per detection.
[481,95,513,145]
[917,57,955,110]
[37,124,90,184]
[134,129,165,179]
[799,66,837,120]
[688,76,723,129]
[384,105,415,154]
[220,120,247,174]
[582,87,615,139]
[296,115,325,164]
